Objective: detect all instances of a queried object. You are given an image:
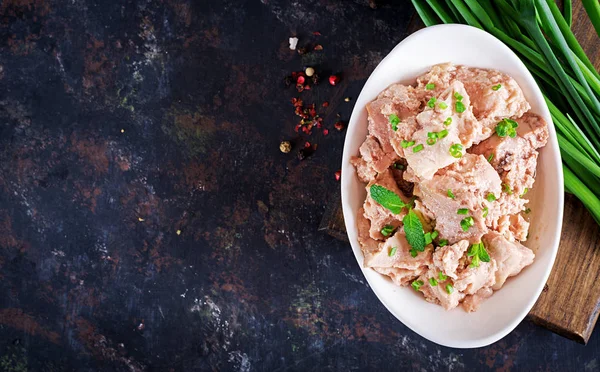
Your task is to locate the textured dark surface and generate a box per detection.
[1,0,599,371]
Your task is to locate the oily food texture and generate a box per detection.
[352,63,549,312]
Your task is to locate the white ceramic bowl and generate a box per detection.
[341,24,564,348]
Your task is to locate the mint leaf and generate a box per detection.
[370,185,407,214]
[403,209,426,252]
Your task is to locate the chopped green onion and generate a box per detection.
[496,118,518,138]
[431,230,439,240]
[443,117,452,126]
[453,92,463,101]
[401,140,415,148]
[426,138,437,146]
[388,246,397,256]
[455,101,466,113]
[428,97,437,108]
[412,280,424,291]
[429,277,438,286]
[424,232,432,245]
[492,84,502,91]
[426,83,436,90]
[389,114,400,131]
[438,129,449,138]
[457,208,469,215]
[487,153,494,163]
[381,225,394,237]
[438,239,448,247]
[447,189,455,199]
[438,272,448,281]
[460,216,474,232]
[413,144,424,153]
[445,283,454,294]
[427,132,437,139]
[438,102,448,109]
[503,183,513,195]
[520,188,529,198]
[449,143,463,158]
[483,206,489,218]
[525,207,532,214]
[486,193,496,202]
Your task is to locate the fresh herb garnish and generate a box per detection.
[449,143,463,158]
[447,189,455,199]
[389,114,400,131]
[388,246,397,257]
[486,193,497,202]
[445,283,454,294]
[429,277,438,286]
[443,117,452,126]
[525,207,532,214]
[412,280,424,291]
[401,140,415,148]
[457,208,468,215]
[453,92,463,101]
[503,183,513,194]
[431,230,439,240]
[438,272,448,281]
[424,232,432,245]
[413,144,424,153]
[426,138,436,146]
[520,188,528,198]
[483,206,489,218]
[438,129,449,138]
[460,216,474,232]
[403,209,426,254]
[492,84,502,91]
[380,225,394,237]
[455,101,466,113]
[438,102,448,110]
[495,118,519,138]
[427,97,437,108]
[426,83,436,90]
[438,239,448,247]
[467,242,491,268]
[487,153,494,163]
[369,185,408,214]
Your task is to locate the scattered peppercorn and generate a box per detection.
[313,31,322,36]
[329,75,339,86]
[297,75,305,84]
[280,141,292,153]
[314,44,323,51]
[335,170,341,181]
[323,129,329,136]
[304,141,311,148]
[322,101,329,107]
[305,67,315,77]
[334,121,344,131]
[344,97,351,102]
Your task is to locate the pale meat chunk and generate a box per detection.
[363,169,410,240]
[375,83,422,118]
[356,207,379,253]
[483,232,535,290]
[404,81,482,180]
[516,112,549,149]
[462,287,493,312]
[455,66,530,132]
[373,266,426,286]
[486,194,528,228]
[432,240,469,280]
[351,156,377,184]
[414,154,502,243]
[390,116,419,158]
[470,130,539,196]
[354,135,397,178]
[363,231,433,270]
[418,267,466,310]
[417,64,530,141]
[453,258,497,295]
[497,214,529,242]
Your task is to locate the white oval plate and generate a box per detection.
[341,24,564,348]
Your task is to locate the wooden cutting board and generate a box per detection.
[322,1,600,344]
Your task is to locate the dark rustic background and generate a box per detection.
[0,0,599,371]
